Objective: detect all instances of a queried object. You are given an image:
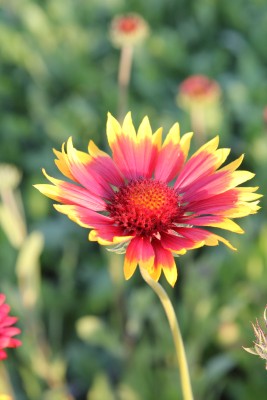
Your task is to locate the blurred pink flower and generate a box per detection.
[110,13,149,48]
[179,75,221,106]
[177,75,222,141]
[0,293,21,360]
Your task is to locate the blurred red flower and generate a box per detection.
[0,294,21,360]
[110,13,149,48]
[179,75,221,105]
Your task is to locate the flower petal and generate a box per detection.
[220,154,244,172]
[174,141,227,190]
[53,204,113,229]
[53,143,77,181]
[66,137,113,198]
[124,236,155,280]
[184,190,239,215]
[152,239,177,286]
[160,231,198,253]
[154,124,190,182]
[124,240,139,280]
[193,136,220,156]
[89,229,133,246]
[219,202,261,218]
[0,349,7,360]
[107,113,138,179]
[34,169,106,211]
[163,261,177,287]
[107,113,162,179]
[136,117,162,177]
[179,170,232,202]
[186,215,244,234]
[0,316,18,328]
[229,170,255,188]
[0,294,21,359]
[235,187,262,202]
[175,227,236,250]
[88,141,124,187]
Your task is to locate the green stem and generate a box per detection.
[139,267,194,400]
[190,104,206,145]
[0,363,15,397]
[117,45,133,122]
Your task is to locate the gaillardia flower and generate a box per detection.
[0,293,21,360]
[177,75,222,140]
[109,13,149,48]
[35,113,260,286]
[178,75,221,107]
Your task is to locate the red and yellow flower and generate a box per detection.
[109,13,149,48]
[0,294,21,360]
[35,113,260,286]
[178,75,221,107]
[177,75,222,139]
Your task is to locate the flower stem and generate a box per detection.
[139,267,194,400]
[190,104,206,145]
[118,45,133,122]
[0,363,15,397]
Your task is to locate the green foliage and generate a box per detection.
[0,0,267,399]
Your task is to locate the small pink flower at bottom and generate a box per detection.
[0,294,21,360]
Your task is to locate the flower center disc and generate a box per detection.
[107,178,180,237]
[118,17,139,33]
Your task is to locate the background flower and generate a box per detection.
[178,75,221,106]
[177,75,222,143]
[109,13,149,48]
[0,294,21,360]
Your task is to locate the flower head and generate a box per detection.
[178,75,221,108]
[109,13,149,48]
[0,163,22,191]
[177,75,222,140]
[0,294,21,360]
[35,113,260,286]
[243,306,267,369]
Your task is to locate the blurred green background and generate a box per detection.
[0,0,267,399]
